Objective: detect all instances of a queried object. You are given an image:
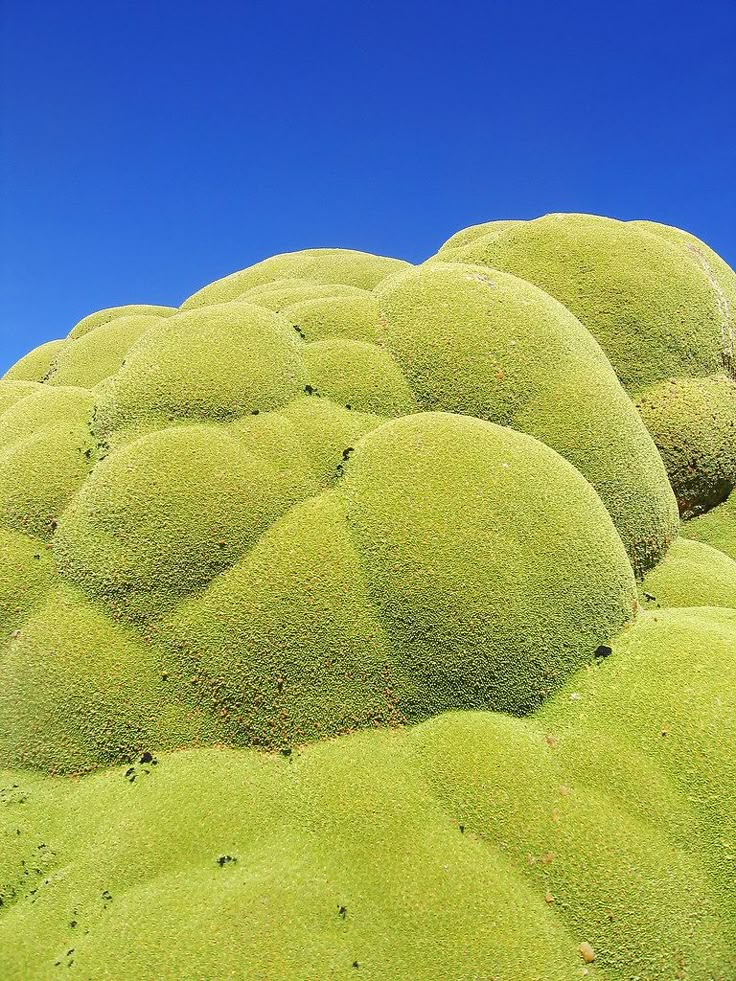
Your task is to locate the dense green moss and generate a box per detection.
[637,374,736,517]
[2,339,66,382]
[282,293,381,343]
[377,261,678,571]
[638,537,736,609]
[680,492,736,560]
[68,304,177,341]
[2,215,736,978]
[240,281,366,311]
[1,609,734,979]
[181,249,411,309]
[448,213,730,394]
[47,315,164,389]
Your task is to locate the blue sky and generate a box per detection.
[1,0,734,374]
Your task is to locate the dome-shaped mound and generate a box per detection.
[2,607,734,979]
[448,213,732,394]
[2,338,66,382]
[639,536,736,609]
[680,491,736,560]
[93,302,306,438]
[303,339,419,416]
[435,218,520,257]
[181,249,412,310]
[282,293,381,343]
[68,304,177,341]
[377,261,678,572]
[54,423,311,620]
[239,280,366,311]
[45,314,165,389]
[637,374,736,517]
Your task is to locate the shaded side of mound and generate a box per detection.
[1,608,734,980]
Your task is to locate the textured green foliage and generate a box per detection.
[680,493,736,560]
[181,249,411,309]
[2,215,736,979]
[0,530,54,637]
[0,385,95,540]
[68,304,177,341]
[2,339,66,382]
[1,609,735,979]
[446,213,731,394]
[282,293,381,343]
[240,280,366,310]
[377,261,678,571]
[639,536,736,609]
[47,315,164,389]
[637,374,736,517]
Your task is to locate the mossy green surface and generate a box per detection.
[638,536,736,609]
[629,219,736,376]
[68,304,177,341]
[240,281,366,311]
[377,261,678,572]
[448,213,731,394]
[2,339,66,382]
[181,249,411,310]
[282,293,381,343]
[47,315,164,389]
[1,608,735,979]
[637,374,736,516]
[680,491,736,560]
[2,214,736,978]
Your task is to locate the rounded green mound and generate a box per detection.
[239,280,366,311]
[282,293,381,343]
[2,339,66,382]
[181,249,412,310]
[448,213,731,394]
[93,302,306,438]
[435,217,520,257]
[68,304,177,341]
[2,608,734,979]
[0,385,95,540]
[45,314,165,389]
[639,537,736,609]
[680,491,736,560]
[303,339,418,416]
[377,261,678,572]
[637,374,736,517]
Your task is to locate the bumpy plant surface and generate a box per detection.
[2,218,736,979]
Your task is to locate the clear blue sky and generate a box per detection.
[1,0,734,374]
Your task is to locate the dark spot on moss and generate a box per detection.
[217,855,237,867]
[338,905,348,919]
[594,645,612,659]
[304,384,314,395]
[342,447,354,461]
[251,408,260,415]
[459,824,465,833]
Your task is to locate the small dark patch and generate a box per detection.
[83,448,92,460]
[280,747,292,758]
[643,592,657,602]
[341,447,354,461]
[293,324,305,338]
[594,645,612,659]
[101,890,112,902]
[352,961,360,969]
[139,751,156,765]
[217,855,237,867]
[345,404,352,410]
[338,905,348,920]
[251,408,260,415]
[459,824,465,834]
[304,384,315,395]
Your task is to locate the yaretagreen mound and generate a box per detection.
[443,213,733,394]
[1,214,736,979]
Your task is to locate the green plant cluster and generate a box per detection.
[2,218,736,978]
